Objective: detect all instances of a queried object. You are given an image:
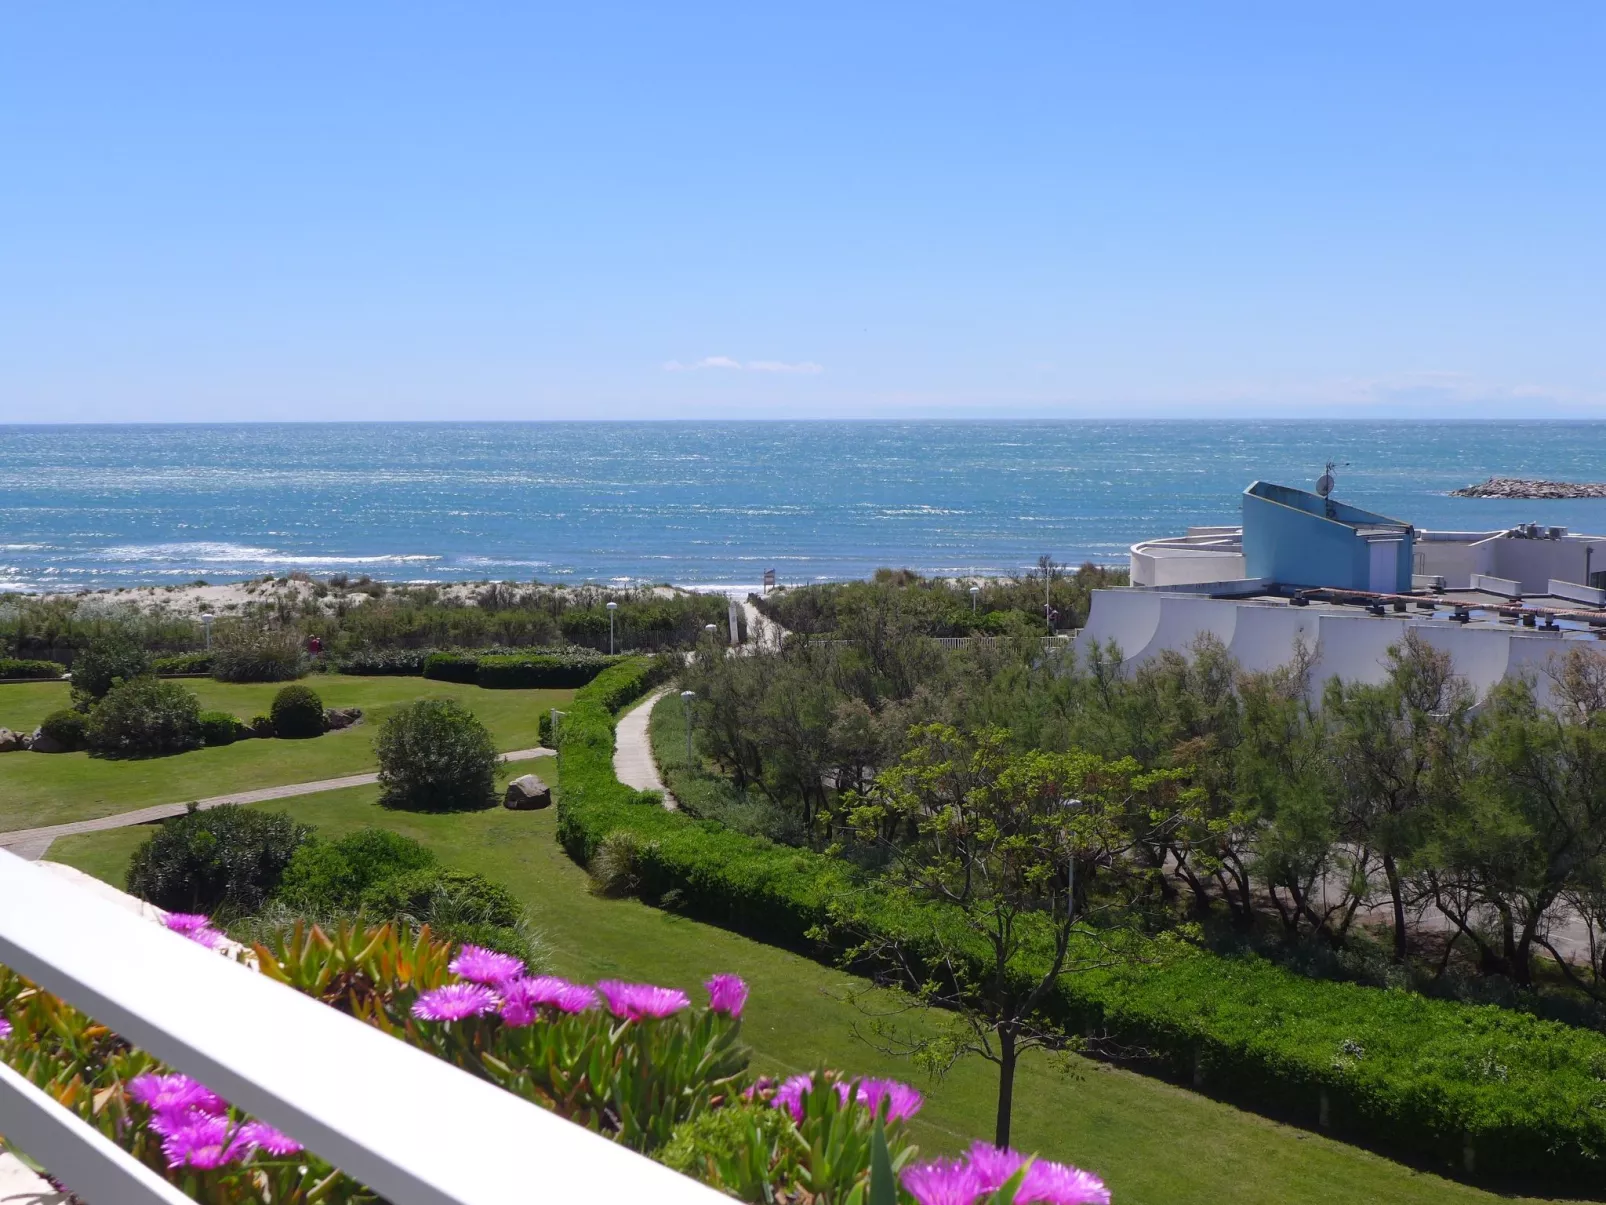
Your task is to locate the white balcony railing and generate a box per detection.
[0,848,725,1204]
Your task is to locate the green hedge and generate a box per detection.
[555,665,1606,1192]
[152,651,214,675]
[335,648,436,676]
[0,657,66,680]
[419,649,625,689]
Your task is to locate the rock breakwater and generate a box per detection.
[1451,477,1606,500]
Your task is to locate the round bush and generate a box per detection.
[127,804,311,914]
[374,698,500,811]
[276,828,438,913]
[86,677,203,758]
[198,710,241,747]
[70,634,150,702]
[38,708,88,752]
[270,684,325,739]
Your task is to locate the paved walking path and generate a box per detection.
[613,689,676,809]
[0,746,555,862]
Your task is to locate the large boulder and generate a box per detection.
[0,728,19,753]
[28,728,65,754]
[324,706,363,731]
[503,774,552,810]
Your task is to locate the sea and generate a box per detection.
[4,421,1606,594]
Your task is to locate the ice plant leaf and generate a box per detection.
[869,1117,897,1205]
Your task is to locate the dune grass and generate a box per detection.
[49,769,1564,1205]
[0,677,572,831]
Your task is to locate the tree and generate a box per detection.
[1324,632,1472,961]
[375,698,501,811]
[837,723,1195,1147]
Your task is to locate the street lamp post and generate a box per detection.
[606,601,618,655]
[704,622,716,656]
[200,613,214,651]
[680,689,695,764]
[969,585,980,614]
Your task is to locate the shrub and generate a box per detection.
[589,830,654,897]
[70,633,150,702]
[212,626,305,683]
[126,804,311,914]
[197,710,241,747]
[358,866,533,960]
[0,657,66,680]
[85,677,203,757]
[151,651,213,675]
[475,651,620,689]
[38,708,88,751]
[421,651,479,683]
[336,647,435,676]
[374,698,500,811]
[553,658,1606,1192]
[275,828,439,913]
[270,684,325,739]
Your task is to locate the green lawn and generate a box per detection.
[0,677,572,832]
[49,772,1562,1205]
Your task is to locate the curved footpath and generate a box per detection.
[0,746,555,862]
[612,688,676,809]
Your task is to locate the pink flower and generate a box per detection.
[499,976,597,1025]
[159,1116,251,1170]
[162,913,213,935]
[846,1077,923,1121]
[705,973,749,1018]
[162,912,226,949]
[902,1158,984,1205]
[966,1143,1027,1193]
[1017,1160,1110,1205]
[239,1120,303,1157]
[127,1074,225,1119]
[0,1018,11,1040]
[596,980,690,1020]
[448,944,525,985]
[411,983,500,1022]
[770,1073,815,1122]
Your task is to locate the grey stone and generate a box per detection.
[0,728,19,753]
[28,728,65,754]
[503,773,552,810]
[324,706,363,730]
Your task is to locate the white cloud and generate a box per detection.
[662,356,822,374]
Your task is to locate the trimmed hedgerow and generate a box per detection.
[0,657,66,680]
[335,647,437,676]
[419,648,624,688]
[555,661,1606,1192]
[421,651,479,683]
[151,651,214,675]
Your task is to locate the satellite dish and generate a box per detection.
[1316,460,1337,498]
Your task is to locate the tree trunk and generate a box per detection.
[1382,853,1408,962]
[994,1026,1018,1149]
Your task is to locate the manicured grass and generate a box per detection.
[0,677,572,832]
[50,777,1559,1205]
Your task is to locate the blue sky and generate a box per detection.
[2,3,1602,421]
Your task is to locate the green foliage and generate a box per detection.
[275,827,439,913]
[70,632,151,702]
[150,650,213,675]
[420,648,624,688]
[335,647,435,675]
[475,651,621,689]
[39,707,88,751]
[212,624,306,682]
[198,709,242,746]
[270,683,326,739]
[358,866,534,960]
[374,698,501,811]
[0,656,66,679]
[556,661,1606,1191]
[85,677,204,757]
[126,804,311,914]
[421,651,479,683]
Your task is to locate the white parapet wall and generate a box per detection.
[1079,589,1578,708]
